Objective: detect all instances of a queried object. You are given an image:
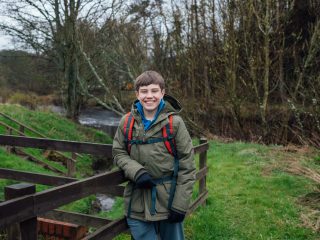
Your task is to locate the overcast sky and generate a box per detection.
[0,34,13,50]
[0,13,15,50]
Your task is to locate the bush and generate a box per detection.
[0,87,12,103]
[7,92,38,110]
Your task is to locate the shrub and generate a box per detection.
[7,92,38,110]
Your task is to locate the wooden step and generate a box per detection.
[15,148,65,175]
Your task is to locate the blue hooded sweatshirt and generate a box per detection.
[135,99,165,131]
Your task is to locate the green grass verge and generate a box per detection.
[183,141,319,239]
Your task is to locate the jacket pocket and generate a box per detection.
[124,184,144,213]
[155,182,171,213]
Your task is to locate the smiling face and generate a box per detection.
[136,84,165,119]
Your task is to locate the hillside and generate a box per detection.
[0,104,113,212]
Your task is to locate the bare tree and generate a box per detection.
[0,0,123,118]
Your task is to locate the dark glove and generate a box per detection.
[135,172,155,189]
[168,209,185,223]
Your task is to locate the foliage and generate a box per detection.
[7,92,39,110]
[0,50,56,94]
[1,0,320,143]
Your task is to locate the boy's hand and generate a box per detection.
[135,172,155,189]
[168,209,185,223]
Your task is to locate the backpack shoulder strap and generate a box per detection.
[162,115,180,210]
[162,115,177,158]
[123,112,135,153]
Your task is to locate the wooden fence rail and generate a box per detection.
[0,134,112,156]
[0,134,209,239]
[0,112,78,177]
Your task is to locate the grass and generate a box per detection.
[0,104,113,178]
[0,104,112,214]
[113,141,320,239]
[183,141,320,239]
[1,103,320,239]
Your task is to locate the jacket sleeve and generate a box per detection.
[112,115,147,181]
[171,116,196,213]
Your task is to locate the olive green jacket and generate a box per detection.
[112,94,196,221]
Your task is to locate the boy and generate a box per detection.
[112,71,196,240]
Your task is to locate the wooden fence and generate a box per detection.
[0,134,209,239]
[0,112,77,177]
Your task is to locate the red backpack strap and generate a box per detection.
[162,115,179,211]
[162,115,177,157]
[123,112,135,153]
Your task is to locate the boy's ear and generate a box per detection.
[135,91,139,98]
[162,89,165,96]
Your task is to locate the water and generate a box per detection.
[95,194,116,211]
[42,105,121,211]
[78,108,121,127]
[77,108,121,211]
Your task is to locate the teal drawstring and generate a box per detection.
[150,186,157,215]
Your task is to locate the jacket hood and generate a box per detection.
[132,94,182,116]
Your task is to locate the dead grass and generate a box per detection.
[262,144,319,177]
[262,144,320,232]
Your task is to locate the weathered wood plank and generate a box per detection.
[0,168,76,186]
[195,166,208,181]
[84,218,128,240]
[14,148,65,175]
[0,121,26,136]
[20,217,37,240]
[0,121,79,167]
[193,142,209,154]
[0,195,34,229]
[0,135,205,157]
[98,185,125,197]
[33,171,125,214]
[0,112,46,137]
[40,210,112,228]
[187,190,208,215]
[0,170,126,228]
[199,138,208,207]
[0,134,113,156]
[4,183,36,239]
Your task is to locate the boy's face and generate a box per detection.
[136,84,165,116]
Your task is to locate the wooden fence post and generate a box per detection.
[199,137,207,206]
[6,127,13,153]
[5,183,37,240]
[19,126,25,136]
[67,153,77,177]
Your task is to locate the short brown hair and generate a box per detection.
[134,71,165,91]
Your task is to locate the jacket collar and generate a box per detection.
[131,94,182,133]
[135,99,165,131]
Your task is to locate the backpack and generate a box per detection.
[123,112,179,216]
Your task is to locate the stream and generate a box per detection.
[47,105,121,212]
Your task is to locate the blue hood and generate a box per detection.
[135,99,166,131]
